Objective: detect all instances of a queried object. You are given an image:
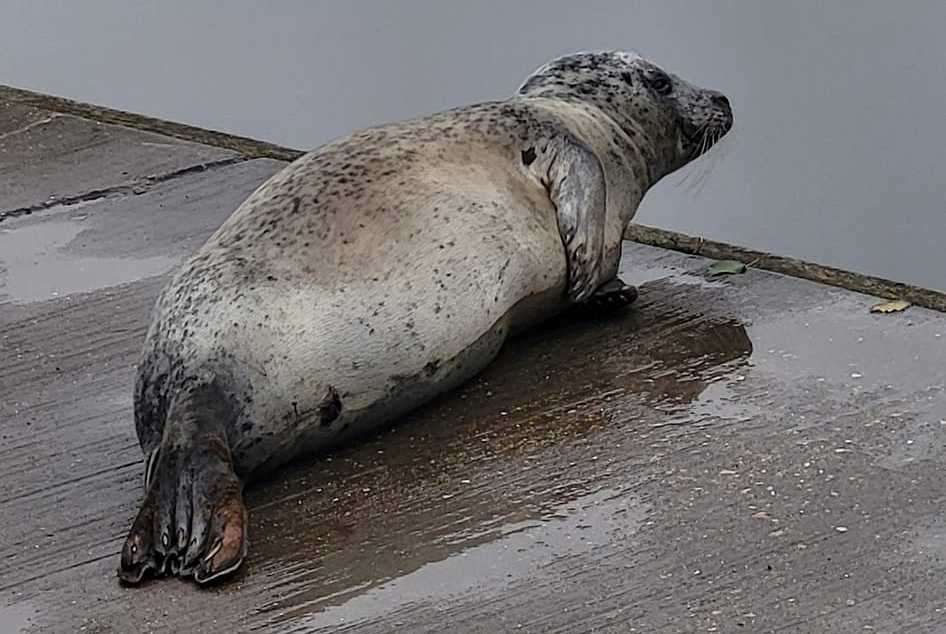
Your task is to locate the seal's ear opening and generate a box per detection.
[521,147,537,166]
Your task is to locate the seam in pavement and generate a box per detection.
[4,83,945,313]
[0,156,249,223]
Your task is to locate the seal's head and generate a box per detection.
[517,50,733,182]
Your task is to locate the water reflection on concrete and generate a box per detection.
[289,488,643,633]
[246,276,755,631]
[0,601,35,633]
[0,206,176,303]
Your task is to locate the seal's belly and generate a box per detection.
[220,294,511,474]
[211,229,566,474]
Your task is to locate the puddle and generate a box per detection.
[272,487,644,632]
[0,600,37,633]
[623,265,729,292]
[621,264,683,288]
[0,212,177,304]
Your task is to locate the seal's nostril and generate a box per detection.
[710,93,731,111]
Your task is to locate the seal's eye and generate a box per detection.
[647,73,673,96]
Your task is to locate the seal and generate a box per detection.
[118,50,733,585]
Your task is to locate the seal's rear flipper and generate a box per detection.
[118,382,248,586]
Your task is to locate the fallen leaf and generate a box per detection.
[870,299,911,314]
[708,260,747,276]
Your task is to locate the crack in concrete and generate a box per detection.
[0,156,251,224]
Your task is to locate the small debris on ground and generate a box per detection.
[708,259,748,276]
[870,299,911,314]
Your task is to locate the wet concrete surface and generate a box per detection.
[2,106,946,634]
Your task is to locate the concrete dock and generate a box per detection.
[2,90,946,634]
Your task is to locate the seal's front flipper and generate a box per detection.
[588,278,638,309]
[119,385,248,586]
[543,136,608,303]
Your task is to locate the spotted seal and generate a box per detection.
[118,50,733,585]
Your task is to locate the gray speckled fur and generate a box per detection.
[133,50,733,478]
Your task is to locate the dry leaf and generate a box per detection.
[708,260,747,276]
[870,299,911,314]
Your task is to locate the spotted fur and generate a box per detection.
[134,49,731,472]
[122,50,732,585]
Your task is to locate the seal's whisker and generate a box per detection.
[674,122,711,188]
[684,127,713,193]
[687,127,727,195]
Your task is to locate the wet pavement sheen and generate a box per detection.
[2,102,946,633]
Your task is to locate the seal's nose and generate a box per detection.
[710,92,731,112]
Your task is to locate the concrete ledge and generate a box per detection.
[626,224,946,313]
[0,84,304,162]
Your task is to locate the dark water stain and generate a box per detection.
[241,274,755,629]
